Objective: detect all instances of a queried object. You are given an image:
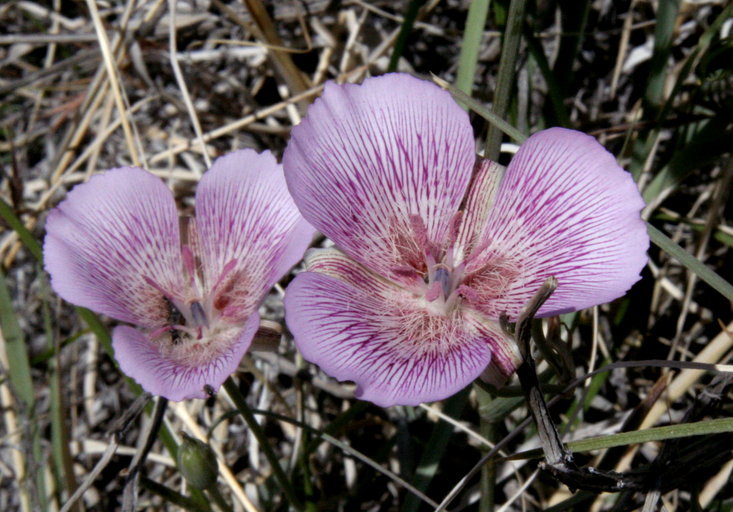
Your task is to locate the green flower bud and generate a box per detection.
[177,433,219,490]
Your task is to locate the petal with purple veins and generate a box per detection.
[43,167,184,327]
[283,73,475,285]
[464,128,648,320]
[112,313,259,401]
[195,149,315,322]
[464,310,521,388]
[285,253,497,407]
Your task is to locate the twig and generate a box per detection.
[60,394,151,512]
[84,0,140,165]
[168,0,211,169]
[511,277,643,492]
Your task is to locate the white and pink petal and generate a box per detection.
[283,73,475,286]
[195,150,315,322]
[285,254,501,406]
[464,128,648,319]
[44,167,185,327]
[112,313,260,401]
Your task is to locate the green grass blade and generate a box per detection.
[485,0,527,160]
[141,477,207,511]
[387,0,426,72]
[642,117,732,202]
[223,377,303,511]
[510,417,733,460]
[43,281,79,509]
[0,268,48,509]
[648,223,733,302]
[644,0,681,113]
[0,198,42,261]
[75,307,116,364]
[237,406,440,509]
[543,0,590,125]
[455,0,491,95]
[0,197,116,360]
[522,22,570,127]
[433,75,528,143]
[0,268,34,408]
[630,3,732,181]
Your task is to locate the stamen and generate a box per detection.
[211,258,239,298]
[190,301,209,329]
[409,214,430,254]
[434,266,452,298]
[425,281,443,302]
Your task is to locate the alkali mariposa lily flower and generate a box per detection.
[44,150,314,401]
[282,73,649,407]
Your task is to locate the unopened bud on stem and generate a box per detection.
[177,432,219,490]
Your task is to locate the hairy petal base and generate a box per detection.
[112,314,259,401]
[45,153,313,401]
[285,254,499,406]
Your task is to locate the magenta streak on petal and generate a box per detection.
[43,167,184,328]
[290,250,503,406]
[463,127,648,320]
[283,74,476,287]
[285,268,493,407]
[282,77,648,407]
[195,149,315,322]
[181,245,197,287]
[113,313,259,401]
[45,151,313,401]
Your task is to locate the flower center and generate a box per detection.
[423,251,474,311]
[405,213,475,312]
[145,240,228,347]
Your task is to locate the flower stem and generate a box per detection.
[207,485,234,512]
[476,385,496,512]
[223,377,303,511]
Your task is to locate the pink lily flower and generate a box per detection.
[44,150,314,401]
[282,73,648,407]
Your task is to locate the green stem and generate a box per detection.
[477,386,495,512]
[207,485,234,512]
[223,377,303,511]
[485,0,527,160]
[140,477,209,512]
[46,297,79,510]
[455,0,491,96]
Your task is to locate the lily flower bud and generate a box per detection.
[177,433,219,490]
